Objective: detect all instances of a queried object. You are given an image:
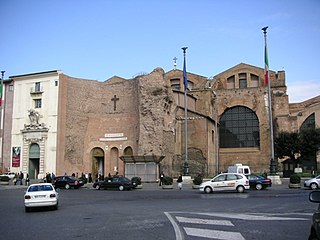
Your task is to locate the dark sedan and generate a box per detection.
[247,174,272,190]
[93,176,135,191]
[53,176,84,189]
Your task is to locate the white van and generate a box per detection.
[227,164,251,175]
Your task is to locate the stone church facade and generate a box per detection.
[1,63,319,180]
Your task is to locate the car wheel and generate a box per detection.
[256,183,263,190]
[95,185,100,190]
[204,186,212,194]
[65,184,70,190]
[54,203,58,210]
[310,183,318,190]
[237,185,245,193]
[119,185,124,191]
[25,207,30,212]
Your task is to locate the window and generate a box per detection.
[227,75,235,89]
[219,106,260,148]
[250,74,259,87]
[34,99,42,108]
[170,78,181,90]
[300,113,315,130]
[35,82,41,92]
[239,73,247,89]
[8,85,14,91]
[55,80,58,86]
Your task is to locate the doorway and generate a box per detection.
[91,147,105,180]
[29,143,40,179]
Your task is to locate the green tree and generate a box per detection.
[275,131,300,162]
[300,128,320,160]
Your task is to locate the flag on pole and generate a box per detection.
[183,51,188,91]
[264,43,269,85]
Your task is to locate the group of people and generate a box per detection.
[13,171,29,186]
[159,171,183,190]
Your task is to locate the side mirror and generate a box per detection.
[309,191,320,203]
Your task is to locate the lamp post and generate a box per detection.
[0,70,5,173]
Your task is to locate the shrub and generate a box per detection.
[193,175,203,185]
[162,176,173,185]
[131,177,142,186]
[0,175,10,182]
[290,174,301,184]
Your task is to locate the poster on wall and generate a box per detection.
[12,147,21,167]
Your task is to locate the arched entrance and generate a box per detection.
[110,147,124,176]
[91,147,105,180]
[29,143,40,179]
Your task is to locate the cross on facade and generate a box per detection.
[111,95,119,111]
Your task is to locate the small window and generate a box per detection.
[239,73,247,89]
[227,75,235,89]
[35,82,41,92]
[34,99,42,108]
[55,80,58,86]
[8,85,14,91]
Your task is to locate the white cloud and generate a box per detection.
[287,80,320,103]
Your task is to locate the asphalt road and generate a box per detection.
[0,183,316,240]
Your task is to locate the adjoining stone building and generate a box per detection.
[1,63,319,180]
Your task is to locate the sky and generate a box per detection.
[1,0,319,103]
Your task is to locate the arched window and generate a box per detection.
[300,113,315,130]
[219,106,260,148]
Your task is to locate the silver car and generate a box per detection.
[309,191,320,239]
[304,176,320,190]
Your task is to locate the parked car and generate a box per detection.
[0,172,16,179]
[53,176,84,189]
[199,173,250,193]
[247,174,272,190]
[308,191,320,239]
[24,183,59,212]
[93,176,136,191]
[304,176,320,190]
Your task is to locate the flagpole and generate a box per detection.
[262,27,276,175]
[182,47,189,176]
[0,70,5,173]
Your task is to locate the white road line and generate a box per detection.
[197,212,309,221]
[164,212,185,240]
[184,227,245,240]
[176,216,234,226]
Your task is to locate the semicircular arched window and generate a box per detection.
[300,113,315,131]
[219,106,260,148]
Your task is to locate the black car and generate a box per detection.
[53,176,84,189]
[309,191,320,240]
[93,176,135,191]
[247,174,272,190]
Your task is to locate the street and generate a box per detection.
[0,182,316,240]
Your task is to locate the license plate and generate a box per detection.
[35,195,45,198]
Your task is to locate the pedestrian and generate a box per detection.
[159,171,164,186]
[177,174,183,190]
[26,173,30,186]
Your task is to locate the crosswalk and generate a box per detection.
[164,211,310,240]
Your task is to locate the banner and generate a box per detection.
[12,147,21,167]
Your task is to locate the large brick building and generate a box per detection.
[1,63,319,180]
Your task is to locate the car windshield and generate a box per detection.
[28,185,53,192]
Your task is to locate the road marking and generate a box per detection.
[184,227,245,240]
[164,212,185,240]
[176,216,233,226]
[196,212,309,221]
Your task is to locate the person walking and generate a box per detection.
[159,172,164,186]
[177,174,183,190]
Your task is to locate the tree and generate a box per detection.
[275,131,300,162]
[300,128,320,160]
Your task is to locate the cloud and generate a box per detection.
[287,80,320,103]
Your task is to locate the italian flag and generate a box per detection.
[264,44,269,85]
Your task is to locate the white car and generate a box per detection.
[24,183,59,212]
[304,176,320,190]
[0,172,16,179]
[199,173,250,193]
